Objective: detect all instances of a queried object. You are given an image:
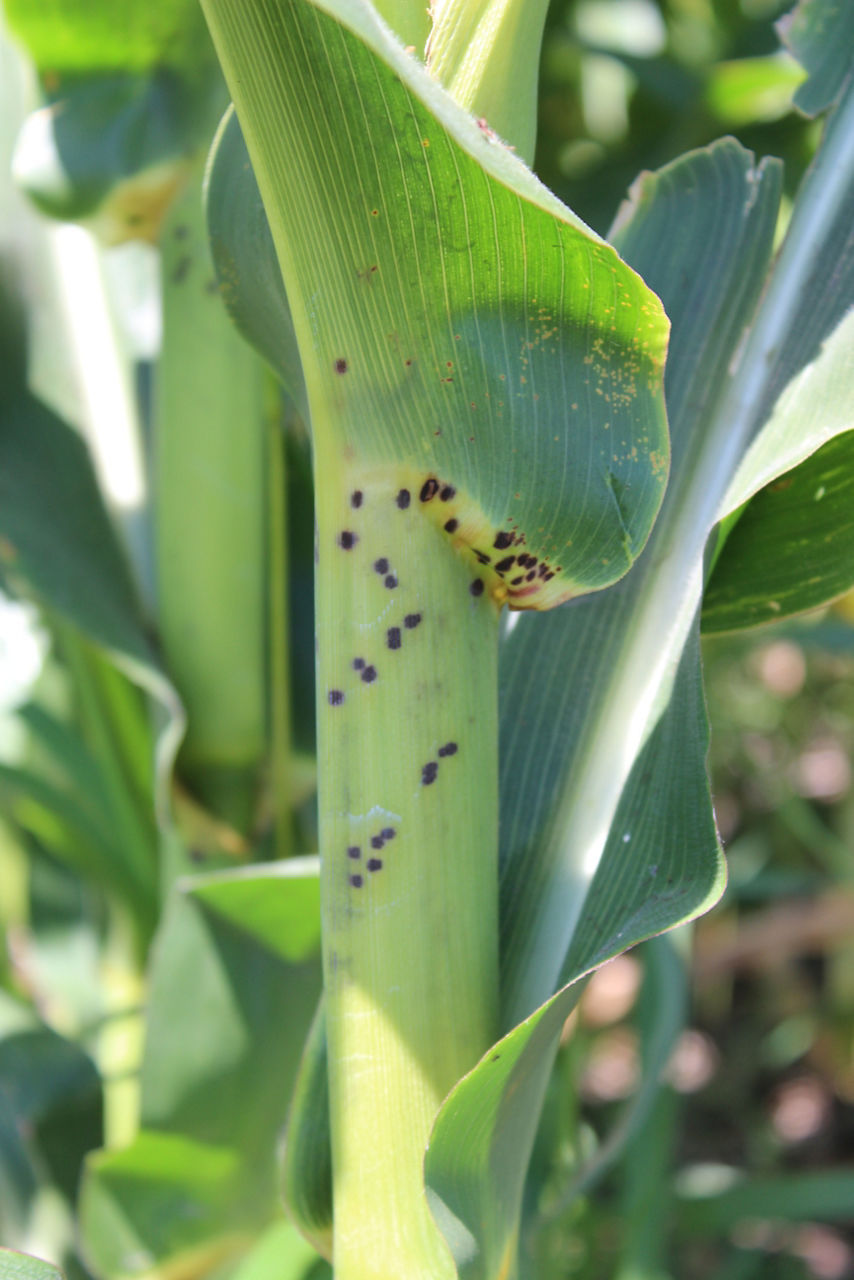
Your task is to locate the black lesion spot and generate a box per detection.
[440,484,456,501]
[444,518,459,534]
[422,761,439,785]
[347,846,361,859]
[381,827,396,840]
[470,579,485,597]
[526,570,536,581]
[338,531,358,549]
[494,530,514,550]
[374,557,389,574]
[511,575,524,585]
[352,657,365,670]
[367,858,383,872]
[420,477,440,502]
[384,574,398,589]
[351,490,363,508]
[349,873,364,888]
[371,834,385,849]
[475,551,491,565]
[361,665,378,683]
[396,488,411,509]
[495,555,516,574]
[328,690,345,705]
[438,742,458,757]
[335,358,348,374]
[404,612,422,629]
[387,627,401,650]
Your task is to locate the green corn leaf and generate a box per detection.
[0,1251,64,1280]
[202,0,670,609]
[777,0,854,116]
[183,857,322,963]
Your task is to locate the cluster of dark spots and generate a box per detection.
[493,530,514,550]
[350,490,363,508]
[470,579,485,597]
[495,555,516,574]
[374,557,389,574]
[361,665,378,684]
[444,518,459,534]
[349,873,364,888]
[370,827,395,850]
[517,553,536,569]
[347,845,361,859]
[387,626,401,650]
[328,689,345,706]
[404,612,422,629]
[352,657,365,670]
[420,477,440,502]
[422,761,439,785]
[335,358,348,374]
[396,488,411,509]
[367,858,383,872]
[438,742,458,758]
[338,530,358,550]
[440,484,456,501]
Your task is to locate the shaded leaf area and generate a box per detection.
[228,1220,330,1280]
[204,0,670,607]
[6,0,224,238]
[704,428,854,632]
[281,1003,333,1261]
[777,0,854,116]
[0,1251,65,1280]
[79,873,322,1277]
[677,1169,854,1234]
[206,108,306,410]
[0,997,102,1248]
[744,70,854,438]
[422,138,781,1276]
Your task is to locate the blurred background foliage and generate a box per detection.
[1,0,852,1277]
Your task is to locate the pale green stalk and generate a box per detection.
[198,1,503,1271]
[155,162,268,832]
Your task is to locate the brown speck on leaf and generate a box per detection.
[361,665,378,683]
[470,579,485,597]
[384,574,398,589]
[440,485,456,501]
[352,657,365,670]
[349,873,364,888]
[420,477,440,502]
[438,742,458,757]
[338,531,357,550]
[351,490,363,508]
[444,518,459,534]
[381,827,396,840]
[335,358,348,374]
[396,488,411,508]
[387,626,401,650]
[328,690,344,705]
[347,846,361,859]
[374,557,389,574]
[494,531,513,550]
[422,761,439,785]
[495,555,516,573]
[367,858,383,872]
[404,612,422,629]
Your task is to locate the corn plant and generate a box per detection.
[1,0,853,1277]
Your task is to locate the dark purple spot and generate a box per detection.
[404,612,422,629]
[422,761,439,785]
[494,531,513,549]
[511,575,524,585]
[374,557,390,574]
[349,873,364,888]
[371,834,385,849]
[420,477,440,502]
[440,485,456,501]
[444,518,459,533]
[495,555,516,573]
[387,627,401,650]
[396,488,411,509]
[367,858,383,872]
[347,846,361,859]
[351,490,363,508]
[361,665,378,683]
[470,579,485,597]
[526,570,536,581]
[335,358,348,374]
[338,531,357,549]
[438,742,458,757]
[381,827,396,840]
[328,690,344,705]
[384,574,398,589]
[352,657,365,670]
[537,564,549,578]
[544,571,555,581]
